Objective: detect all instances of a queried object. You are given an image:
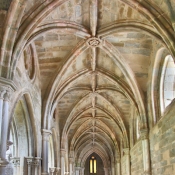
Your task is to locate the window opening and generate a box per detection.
[90,156,97,173]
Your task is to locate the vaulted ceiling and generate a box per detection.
[15,0,174,166]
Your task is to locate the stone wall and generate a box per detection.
[150,100,175,175]
[130,140,143,175]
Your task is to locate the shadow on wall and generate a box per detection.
[0,0,12,10]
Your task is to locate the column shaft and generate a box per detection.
[140,129,151,175]
[42,129,52,175]
[117,163,121,175]
[0,92,9,160]
[123,148,130,175]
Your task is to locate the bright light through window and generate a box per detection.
[90,156,97,173]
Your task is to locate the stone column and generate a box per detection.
[115,158,121,175]
[81,168,84,175]
[11,157,20,175]
[33,157,41,175]
[104,167,108,175]
[42,129,52,175]
[111,162,115,175]
[61,149,66,175]
[140,129,151,175]
[0,91,10,162]
[75,167,80,175]
[123,148,130,175]
[0,89,5,144]
[69,157,73,175]
[49,167,55,175]
[26,157,33,175]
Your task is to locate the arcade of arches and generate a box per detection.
[0,0,175,175]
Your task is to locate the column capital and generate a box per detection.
[140,129,149,140]
[25,157,33,165]
[115,157,120,163]
[69,157,74,163]
[4,91,11,102]
[60,149,66,157]
[11,157,20,166]
[0,88,6,99]
[123,148,130,155]
[33,157,41,166]
[49,167,56,173]
[0,78,16,100]
[42,129,52,141]
[55,167,61,173]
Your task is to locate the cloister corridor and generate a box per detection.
[0,0,175,175]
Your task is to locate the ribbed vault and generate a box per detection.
[3,0,175,173]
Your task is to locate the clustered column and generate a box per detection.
[140,129,151,175]
[42,129,52,175]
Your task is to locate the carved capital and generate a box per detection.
[140,129,149,140]
[0,88,6,99]
[123,148,130,155]
[11,157,20,166]
[60,149,66,157]
[55,167,61,173]
[49,167,56,173]
[4,91,11,102]
[42,129,52,141]
[69,157,74,163]
[115,157,120,163]
[25,157,33,166]
[33,157,41,166]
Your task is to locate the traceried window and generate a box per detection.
[90,156,97,173]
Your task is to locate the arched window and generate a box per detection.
[160,55,175,114]
[90,156,97,173]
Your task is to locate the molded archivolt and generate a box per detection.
[8,96,35,158]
